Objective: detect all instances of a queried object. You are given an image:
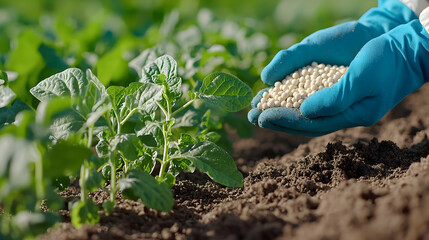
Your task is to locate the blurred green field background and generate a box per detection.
[0,0,376,45]
[0,0,376,104]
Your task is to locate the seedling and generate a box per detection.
[29,54,252,226]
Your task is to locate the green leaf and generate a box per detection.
[30,68,87,102]
[142,55,178,82]
[119,169,174,211]
[156,172,175,187]
[200,109,222,130]
[13,211,60,238]
[129,155,156,174]
[168,158,195,177]
[121,83,163,121]
[96,48,128,86]
[106,86,125,113]
[53,176,70,191]
[78,70,112,126]
[0,101,31,129]
[199,72,253,112]
[0,110,35,139]
[96,139,109,158]
[87,154,106,169]
[159,74,182,100]
[35,97,73,125]
[7,29,45,103]
[160,10,180,37]
[172,109,200,128]
[129,49,158,77]
[30,69,110,116]
[0,70,8,85]
[38,44,69,72]
[0,136,39,197]
[30,68,111,135]
[71,199,100,228]
[84,169,105,192]
[140,55,182,100]
[44,189,64,211]
[110,134,143,161]
[178,133,196,152]
[135,121,163,148]
[44,138,92,178]
[103,200,115,216]
[172,141,243,187]
[101,164,112,181]
[48,109,85,140]
[83,96,111,127]
[125,82,144,95]
[198,131,221,143]
[0,86,16,108]
[176,26,202,48]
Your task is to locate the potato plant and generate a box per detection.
[0,54,252,239]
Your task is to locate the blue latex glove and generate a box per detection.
[259,0,417,86]
[249,19,429,136]
[249,0,424,136]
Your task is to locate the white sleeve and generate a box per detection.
[399,0,429,33]
[420,7,429,33]
[399,0,429,15]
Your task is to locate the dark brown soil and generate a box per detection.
[39,84,429,240]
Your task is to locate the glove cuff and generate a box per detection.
[420,7,429,33]
[399,0,429,16]
[360,0,418,34]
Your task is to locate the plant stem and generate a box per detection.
[158,97,172,180]
[80,125,94,202]
[113,110,121,134]
[1,201,11,234]
[120,153,129,174]
[87,125,93,149]
[109,151,117,202]
[104,115,115,135]
[158,123,169,179]
[35,143,44,209]
[79,164,87,202]
[157,102,168,118]
[120,108,139,126]
[171,98,195,117]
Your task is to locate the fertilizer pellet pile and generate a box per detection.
[258,62,348,110]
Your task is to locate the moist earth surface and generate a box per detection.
[39,84,429,240]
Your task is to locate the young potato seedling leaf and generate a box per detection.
[141,55,178,83]
[71,199,100,228]
[0,85,16,108]
[199,72,253,112]
[44,138,93,178]
[12,212,60,239]
[0,70,9,85]
[30,68,87,102]
[129,49,158,77]
[171,141,243,187]
[0,101,31,129]
[119,169,174,211]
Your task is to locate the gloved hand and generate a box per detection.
[249,19,429,136]
[259,0,417,86]
[249,0,423,136]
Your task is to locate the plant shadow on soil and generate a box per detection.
[40,85,429,240]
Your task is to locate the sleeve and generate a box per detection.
[399,0,429,15]
[420,6,429,33]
